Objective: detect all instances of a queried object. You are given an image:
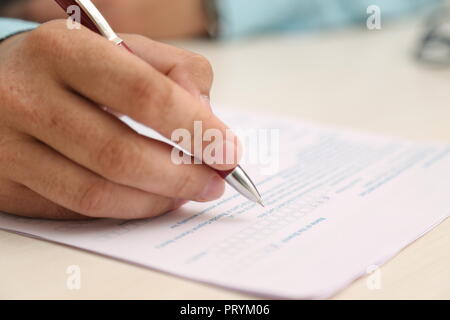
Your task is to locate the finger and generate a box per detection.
[14,89,225,202]
[0,179,85,220]
[120,34,213,107]
[3,138,183,219]
[37,21,240,170]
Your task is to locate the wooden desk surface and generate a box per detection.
[1,17,449,299]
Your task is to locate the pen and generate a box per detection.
[54,0,264,207]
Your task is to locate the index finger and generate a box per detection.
[120,34,214,104]
[49,25,240,171]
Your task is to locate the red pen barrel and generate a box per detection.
[55,0,101,34]
[216,169,233,179]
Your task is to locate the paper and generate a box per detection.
[1,107,449,299]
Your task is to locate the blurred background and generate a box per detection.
[2,0,450,143]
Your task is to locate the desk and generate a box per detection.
[1,17,449,299]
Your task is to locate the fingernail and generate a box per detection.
[200,94,212,111]
[199,175,225,201]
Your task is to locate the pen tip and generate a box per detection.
[258,200,265,208]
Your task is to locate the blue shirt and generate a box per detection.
[0,17,39,41]
[216,0,441,38]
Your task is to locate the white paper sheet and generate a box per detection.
[1,108,449,299]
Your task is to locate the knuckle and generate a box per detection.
[129,76,155,107]
[25,21,65,53]
[95,136,141,181]
[129,76,174,123]
[24,20,89,63]
[78,179,114,216]
[25,25,51,48]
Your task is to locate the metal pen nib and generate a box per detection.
[224,165,264,207]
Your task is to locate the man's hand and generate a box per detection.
[0,20,237,220]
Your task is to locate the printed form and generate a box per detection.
[1,108,449,299]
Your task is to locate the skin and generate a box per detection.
[2,0,208,39]
[0,20,240,220]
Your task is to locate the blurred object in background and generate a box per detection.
[214,0,441,39]
[0,0,443,40]
[0,0,209,39]
[416,1,450,67]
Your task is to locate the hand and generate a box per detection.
[0,20,238,220]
